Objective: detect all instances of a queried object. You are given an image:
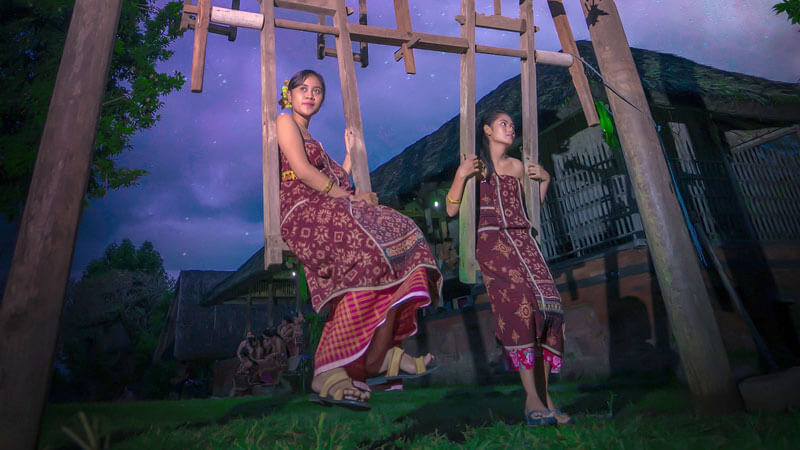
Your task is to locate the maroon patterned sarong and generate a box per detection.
[476,174,564,372]
[279,138,441,376]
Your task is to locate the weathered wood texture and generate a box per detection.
[260,0,282,268]
[275,0,335,15]
[358,0,368,67]
[0,1,123,448]
[581,0,742,413]
[547,0,599,126]
[458,0,477,283]
[394,0,416,74]
[211,5,262,29]
[520,0,541,238]
[333,0,370,191]
[190,0,210,92]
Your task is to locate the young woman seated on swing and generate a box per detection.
[276,69,442,410]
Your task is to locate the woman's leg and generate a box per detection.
[539,358,572,423]
[520,367,548,415]
[363,306,434,376]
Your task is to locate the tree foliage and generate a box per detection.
[774,0,800,26]
[57,239,175,400]
[0,0,185,221]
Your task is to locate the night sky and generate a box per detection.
[1,0,798,281]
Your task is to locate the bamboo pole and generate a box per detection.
[458,0,478,283]
[546,0,598,127]
[580,0,742,413]
[260,0,282,267]
[520,0,540,238]
[0,1,123,448]
[333,0,370,191]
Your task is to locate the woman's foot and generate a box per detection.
[310,368,370,409]
[378,348,434,376]
[365,347,437,386]
[545,393,574,425]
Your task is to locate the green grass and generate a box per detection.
[40,381,800,449]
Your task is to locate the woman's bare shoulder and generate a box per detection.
[499,157,524,178]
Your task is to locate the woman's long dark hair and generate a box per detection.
[282,69,326,108]
[477,109,508,182]
[474,109,509,230]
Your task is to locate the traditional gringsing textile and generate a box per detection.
[314,267,432,375]
[476,174,564,373]
[504,347,562,373]
[279,138,441,376]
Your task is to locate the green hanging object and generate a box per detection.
[595,99,621,150]
[296,262,310,302]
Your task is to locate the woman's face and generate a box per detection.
[290,75,324,117]
[484,113,515,147]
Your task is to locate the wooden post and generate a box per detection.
[246,294,253,333]
[458,0,478,283]
[267,281,275,326]
[358,0,368,67]
[190,0,210,92]
[0,1,123,448]
[494,0,501,16]
[580,0,742,413]
[393,0,417,74]
[333,0,370,191]
[546,0,598,127]
[519,0,540,238]
[260,0,282,267]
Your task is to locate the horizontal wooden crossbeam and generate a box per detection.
[276,17,338,35]
[321,46,363,62]
[454,13,538,33]
[189,6,573,67]
[274,0,335,15]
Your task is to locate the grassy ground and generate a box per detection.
[40,378,800,449]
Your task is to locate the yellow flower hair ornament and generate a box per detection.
[279,79,292,109]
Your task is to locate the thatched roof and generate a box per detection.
[370,40,800,204]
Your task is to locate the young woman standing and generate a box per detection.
[446,110,570,426]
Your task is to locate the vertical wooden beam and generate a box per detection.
[333,0,371,191]
[246,294,253,333]
[0,1,123,448]
[394,0,416,74]
[316,14,326,59]
[580,0,741,413]
[519,0,541,238]
[494,0,501,16]
[294,274,302,311]
[268,281,275,326]
[458,0,477,283]
[546,0,598,127]
[358,0,369,67]
[260,0,282,267]
[227,0,241,42]
[190,0,210,92]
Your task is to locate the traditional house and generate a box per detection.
[372,41,800,382]
[166,41,800,387]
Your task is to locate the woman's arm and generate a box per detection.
[277,114,352,199]
[342,129,353,176]
[525,161,551,204]
[446,154,483,217]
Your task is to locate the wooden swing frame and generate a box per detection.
[181,0,599,283]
